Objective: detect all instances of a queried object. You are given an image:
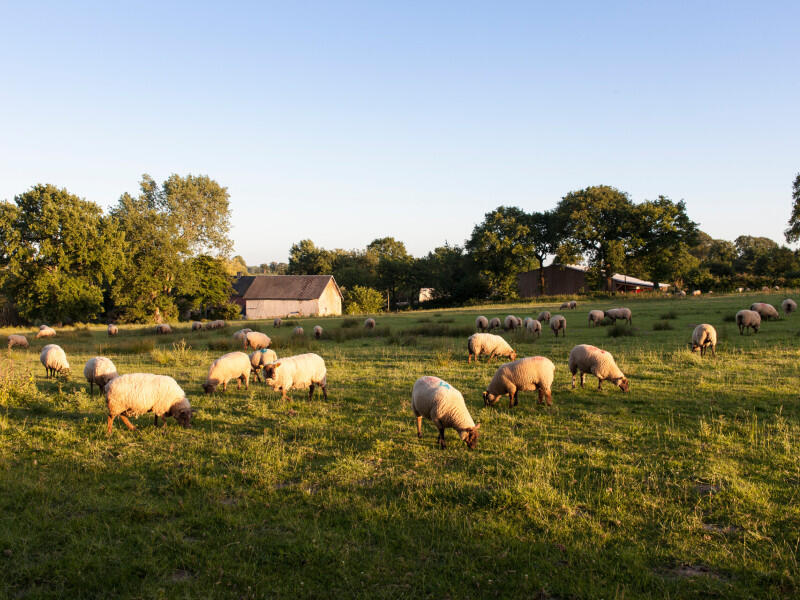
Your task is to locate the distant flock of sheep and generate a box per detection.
[5,298,796,448]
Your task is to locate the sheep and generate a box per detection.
[364,318,376,329]
[293,326,304,336]
[313,325,323,339]
[549,315,566,337]
[483,356,556,408]
[156,324,172,334]
[559,301,570,309]
[244,331,271,350]
[692,290,702,296]
[205,320,226,330]
[678,290,687,297]
[605,307,632,326]
[36,326,56,339]
[250,348,278,382]
[735,309,761,335]
[588,310,605,327]
[7,334,29,349]
[191,321,203,331]
[691,324,717,357]
[105,373,191,434]
[568,300,577,309]
[40,344,70,378]
[202,351,252,394]
[504,315,519,330]
[467,333,517,363]
[537,311,551,323]
[568,344,629,392]
[526,318,542,337]
[782,299,797,316]
[750,302,779,321]
[475,316,489,331]
[263,353,328,400]
[488,317,501,331]
[232,328,253,343]
[83,357,119,396]
[412,376,480,449]
[107,324,118,336]
[273,318,282,328]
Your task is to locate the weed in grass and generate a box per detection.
[607,324,637,337]
[722,314,736,322]
[340,318,359,328]
[653,321,674,331]
[659,310,678,320]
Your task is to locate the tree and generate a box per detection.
[784,172,800,243]
[413,244,486,304]
[177,255,234,318]
[287,239,333,275]
[367,237,413,307]
[635,196,698,289]
[343,285,384,314]
[526,211,559,294]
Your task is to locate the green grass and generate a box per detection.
[2,292,800,598]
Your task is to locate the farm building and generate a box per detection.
[232,275,343,319]
[518,264,668,296]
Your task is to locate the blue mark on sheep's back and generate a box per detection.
[438,381,451,389]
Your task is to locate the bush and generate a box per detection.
[653,321,673,331]
[208,302,243,321]
[659,311,678,320]
[343,286,385,315]
[340,318,360,328]
[722,314,736,323]
[607,325,637,338]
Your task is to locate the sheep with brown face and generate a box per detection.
[549,315,566,337]
[40,344,70,378]
[483,356,555,408]
[412,376,480,450]
[263,353,327,401]
[691,324,717,357]
[568,344,629,392]
[105,374,192,434]
[467,333,517,363]
[203,352,252,394]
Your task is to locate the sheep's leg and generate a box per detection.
[711,345,716,357]
[571,373,576,389]
[89,382,93,396]
[488,352,495,362]
[580,373,586,388]
[416,416,423,438]
[468,353,472,363]
[236,378,241,390]
[308,384,315,400]
[222,381,228,392]
[437,426,446,449]
[119,415,137,431]
[106,415,115,435]
[597,378,603,391]
[253,369,262,383]
[154,415,159,427]
[321,384,328,400]
[538,389,545,404]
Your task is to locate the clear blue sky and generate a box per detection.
[2,1,798,264]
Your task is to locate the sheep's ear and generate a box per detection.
[273,361,281,368]
[474,423,481,430]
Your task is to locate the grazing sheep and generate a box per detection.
[526,318,541,337]
[782,299,797,316]
[191,321,203,331]
[467,333,517,363]
[588,310,605,327]
[537,311,551,323]
[568,301,577,309]
[750,302,779,321]
[105,373,191,434]
[245,331,271,350]
[293,326,304,336]
[549,315,566,337]
[691,324,717,357]
[203,351,252,394]
[313,325,323,339]
[560,301,570,309]
[40,344,70,378]
[483,356,556,408]
[678,290,687,297]
[692,290,702,296]
[7,334,29,349]
[156,324,172,334]
[488,317,501,331]
[412,376,480,450]
[568,344,629,392]
[475,316,489,331]
[736,309,761,335]
[250,349,278,382]
[263,353,328,400]
[107,324,118,336]
[36,326,56,339]
[205,320,226,330]
[504,315,519,330]
[364,318,376,329]
[605,307,632,326]
[273,318,282,328]
[233,328,253,344]
[83,357,119,396]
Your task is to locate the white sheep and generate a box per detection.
[245,331,271,350]
[568,344,629,392]
[83,357,119,395]
[475,316,489,331]
[156,324,172,334]
[526,318,541,337]
[205,320,226,330]
[467,333,517,363]
[412,376,480,450]
[203,351,252,394]
[692,290,702,296]
[293,326,304,336]
[7,334,29,349]
[568,301,577,309]
[605,307,632,326]
[107,324,118,336]
[250,348,278,382]
[36,326,56,339]
[488,317,501,331]
[364,318,376,329]
[273,318,282,328]
[560,301,570,309]
[263,353,328,400]
[691,324,717,357]
[588,310,605,327]
[537,311,551,323]
[549,315,566,337]
[313,325,323,339]
[232,328,253,344]
[504,315,519,330]
[750,302,779,321]
[40,344,70,378]
[191,321,203,331]
[105,373,192,434]
[782,299,797,316]
[735,309,761,335]
[483,356,556,408]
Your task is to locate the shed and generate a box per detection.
[232,275,343,319]
[518,264,668,296]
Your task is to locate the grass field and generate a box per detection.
[2,293,800,599]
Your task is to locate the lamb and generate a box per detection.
[40,344,70,378]
[263,353,328,400]
[156,324,172,334]
[293,326,304,336]
[273,318,282,328]
[467,333,517,363]
[36,326,56,339]
[483,356,556,408]
[313,325,323,339]
[537,311,551,323]
[504,315,519,330]
[364,318,376,329]
[588,310,605,327]
[105,373,192,434]
[202,351,252,394]
[412,376,480,449]
[691,324,717,357]
[107,324,118,336]
[605,307,632,326]
[244,331,271,350]
[750,302,779,321]
[568,344,629,392]
[7,334,29,349]
[735,309,761,335]
[191,321,203,331]
[475,316,489,331]
[488,317,501,331]
[549,315,566,337]
[782,299,797,316]
[250,348,278,382]
[83,357,119,395]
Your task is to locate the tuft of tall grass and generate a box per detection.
[653,321,674,331]
[607,324,637,337]
[340,318,360,329]
[722,314,736,323]
[659,310,678,320]
[96,338,155,355]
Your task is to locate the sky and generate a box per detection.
[1,1,799,264]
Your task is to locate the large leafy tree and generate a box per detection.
[367,237,413,307]
[413,244,486,304]
[525,210,560,294]
[177,255,234,318]
[287,239,333,275]
[784,172,800,243]
[635,196,698,289]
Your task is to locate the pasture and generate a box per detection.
[2,293,800,599]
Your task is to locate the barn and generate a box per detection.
[518,264,668,296]
[232,275,343,319]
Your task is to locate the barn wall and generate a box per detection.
[318,281,342,316]
[245,299,320,319]
[518,266,588,297]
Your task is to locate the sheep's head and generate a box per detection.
[509,350,517,361]
[171,402,192,427]
[482,391,500,406]
[202,381,218,395]
[463,424,481,449]
[617,377,630,392]
[263,362,281,382]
